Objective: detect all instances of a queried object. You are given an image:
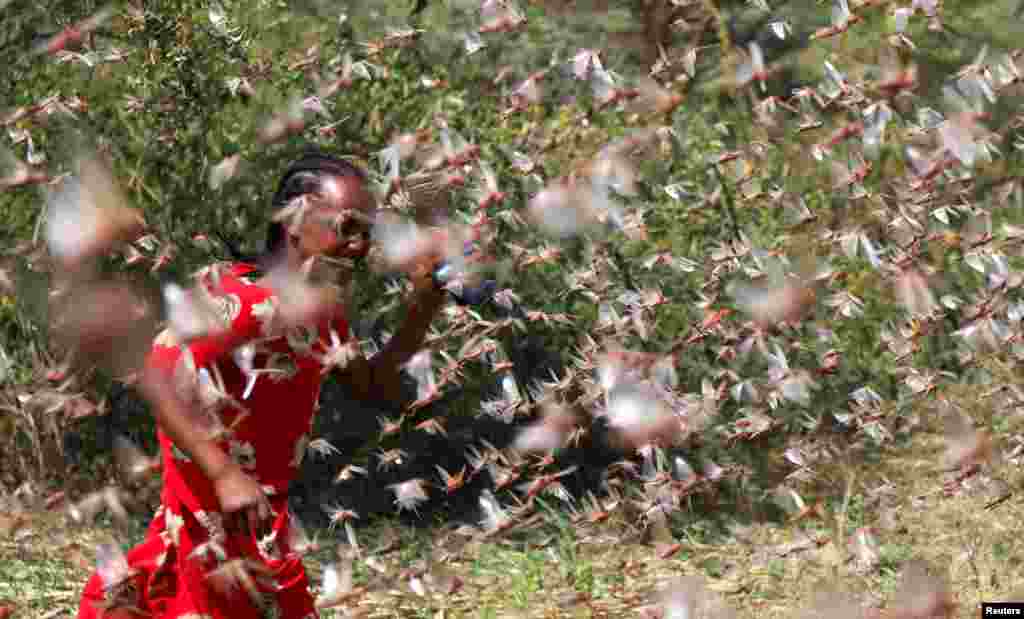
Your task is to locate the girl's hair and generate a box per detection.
[219,149,369,267]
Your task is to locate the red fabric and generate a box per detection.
[79,263,349,619]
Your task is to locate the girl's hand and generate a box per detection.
[212,464,273,538]
[373,217,450,285]
[405,229,451,298]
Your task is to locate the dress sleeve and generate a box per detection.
[186,279,278,369]
[146,272,279,375]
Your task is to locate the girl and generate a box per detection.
[77,152,448,619]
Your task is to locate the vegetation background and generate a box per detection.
[2,0,1024,617]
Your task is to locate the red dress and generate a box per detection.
[78,262,348,619]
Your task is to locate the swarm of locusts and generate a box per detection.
[5,0,1024,615]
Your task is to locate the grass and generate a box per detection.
[2,400,1023,619]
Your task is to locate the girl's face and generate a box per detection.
[290,174,376,262]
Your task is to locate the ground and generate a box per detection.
[2,404,1022,619]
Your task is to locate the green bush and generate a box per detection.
[1,0,1023,533]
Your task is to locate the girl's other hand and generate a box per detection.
[212,464,273,538]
